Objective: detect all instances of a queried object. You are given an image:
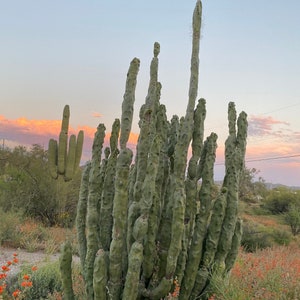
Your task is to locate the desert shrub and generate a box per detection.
[0,145,81,227]
[17,219,51,252]
[18,262,62,299]
[241,221,274,252]
[262,187,300,214]
[271,228,292,245]
[284,204,300,236]
[0,208,23,247]
[0,216,51,251]
[241,216,292,252]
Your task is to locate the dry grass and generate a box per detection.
[211,245,300,299]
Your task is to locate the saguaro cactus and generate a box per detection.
[48,105,84,181]
[58,1,248,299]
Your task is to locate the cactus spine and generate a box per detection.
[57,1,248,299]
[48,105,84,181]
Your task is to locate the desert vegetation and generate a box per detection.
[1,145,300,299]
[1,0,300,299]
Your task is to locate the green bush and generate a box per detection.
[284,204,300,236]
[19,262,62,299]
[241,217,292,252]
[262,187,300,214]
[0,208,22,247]
[241,221,274,252]
[271,228,292,245]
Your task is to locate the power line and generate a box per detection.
[215,154,300,166]
[246,154,300,163]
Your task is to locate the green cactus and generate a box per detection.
[59,240,75,300]
[57,1,248,299]
[48,104,84,181]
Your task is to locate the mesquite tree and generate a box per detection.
[58,1,248,299]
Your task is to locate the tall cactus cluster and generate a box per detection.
[58,1,248,299]
[48,105,84,181]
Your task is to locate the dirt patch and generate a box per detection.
[0,246,79,277]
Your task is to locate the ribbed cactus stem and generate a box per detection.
[57,105,70,175]
[76,162,91,271]
[122,242,143,300]
[185,0,202,132]
[140,135,161,280]
[85,124,106,299]
[128,43,161,253]
[93,249,109,300]
[214,106,247,276]
[151,5,202,298]
[179,98,206,284]
[59,240,75,300]
[190,188,227,297]
[61,105,70,133]
[57,131,68,175]
[110,119,120,153]
[225,218,243,273]
[120,58,140,150]
[109,148,133,300]
[48,105,84,181]
[48,139,58,179]
[74,130,84,171]
[179,133,217,300]
[64,134,76,181]
[99,119,120,250]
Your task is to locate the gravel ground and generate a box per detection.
[0,247,79,277]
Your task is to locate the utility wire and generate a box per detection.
[215,154,300,166]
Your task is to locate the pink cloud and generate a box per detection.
[248,115,290,137]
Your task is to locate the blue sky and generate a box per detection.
[1,1,300,185]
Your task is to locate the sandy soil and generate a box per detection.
[0,246,78,277]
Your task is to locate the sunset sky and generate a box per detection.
[1,1,300,186]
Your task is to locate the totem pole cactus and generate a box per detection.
[48,105,84,181]
[58,1,248,299]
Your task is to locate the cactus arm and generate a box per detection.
[57,105,70,175]
[64,134,76,181]
[76,162,91,271]
[99,119,120,250]
[178,98,206,284]
[225,218,243,273]
[57,131,68,175]
[59,240,75,300]
[85,124,106,299]
[74,130,84,170]
[128,43,161,254]
[61,104,70,133]
[99,148,118,251]
[122,242,144,300]
[108,148,133,300]
[93,249,109,300]
[162,5,202,292]
[48,105,83,181]
[190,188,227,298]
[185,0,202,129]
[179,133,217,300]
[48,138,58,179]
[120,58,140,150]
[138,135,161,281]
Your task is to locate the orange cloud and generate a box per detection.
[0,115,140,163]
[91,112,103,118]
[1,115,299,185]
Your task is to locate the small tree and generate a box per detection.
[285,204,300,236]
